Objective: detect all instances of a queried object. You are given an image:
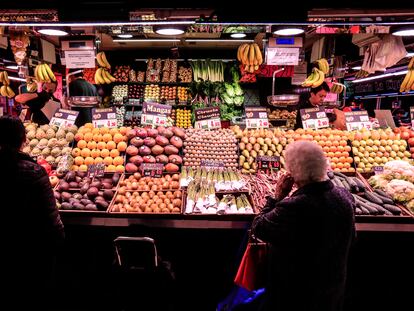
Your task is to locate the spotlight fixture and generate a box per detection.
[272,26,304,36]
[406,52,414,57]
[352,66,362,70]
[38,27,68,36]
[154,25,185,36]
[117,34,133,38]
[230,33,246,38]
[6,65,18,70]
[391,26,414,36]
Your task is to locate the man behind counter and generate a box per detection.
[295,82,331,129]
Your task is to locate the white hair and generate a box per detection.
[284,141,328,185]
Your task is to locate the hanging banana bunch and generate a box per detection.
[94,51,116,84]
[302,68,325,88]
[0,71,15,98]
[26,78,38,93]
[330,82,346,94]
[34,63,56,83]
[237,43,263,73]
[399,57,414,93]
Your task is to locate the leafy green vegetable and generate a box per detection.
[233,83,243,96]
[225,83,235,97]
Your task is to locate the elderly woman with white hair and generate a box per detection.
[251,140,355,311]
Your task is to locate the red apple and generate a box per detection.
[401,131,410,140]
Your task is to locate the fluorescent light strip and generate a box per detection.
[351,70,408,83]
[407,52,414,57]
[114,39,180,42]
[0,21,195,27]
[9,76,26,82]
[186,39,254,42]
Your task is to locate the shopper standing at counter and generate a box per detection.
[0,116,65,309]
[251,141,355,311]
[294,82,331,129]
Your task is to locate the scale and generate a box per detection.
[267,68,299,107]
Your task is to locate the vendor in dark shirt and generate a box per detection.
[295,82,331,129]
[15,81,58,125]
[67,69,98,127]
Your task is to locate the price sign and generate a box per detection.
[373,166,384,175]
[92,107,117,128]
[194,107,221,130]
[245,106,269,129]
[256,156,280,174]
[50,109,79,128]
[140,163,164,178]
[266,47,300,65]
[141,102,171,126]
[200,160,225,168]
[410,107,414,128]
[344,110,372,131]
[300,106,330,130]
[87,163,105,178]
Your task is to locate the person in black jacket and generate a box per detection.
[0,116,65,310]
[251,141,355,311]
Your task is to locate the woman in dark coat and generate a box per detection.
[0,116,65,310]
[251,141,355,311]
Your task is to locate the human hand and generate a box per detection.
[275,173,294,201]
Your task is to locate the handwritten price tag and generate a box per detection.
[50,109,79,128]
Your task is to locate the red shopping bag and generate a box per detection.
[234,241,268,291]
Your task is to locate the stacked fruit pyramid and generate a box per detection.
[71,123,128,172]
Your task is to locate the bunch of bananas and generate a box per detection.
[399,57,414,93]
[330,83,346,94]
[26,78,38,93]
[237,43,263,73]
[315,58,330,75]
[354,70,370,79]
[34,63,56,82]
[302,68,325,88]
[0,71,15,98]
[94,51,116,84]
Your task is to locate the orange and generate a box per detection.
[84,123,94,129]
[74,133,84,141]
[113,156,124,166]
[79,164,88,172]
[340,140,347,146]
[94,157,104,164]
[106,165,116,172]
[337,146,344,152]
[334,151,342,158]
[84,132,93,142]
[77,140,87,149]
[93,134,103,142]
[325,141,332,147]
[336,162,344,169]
[80,148,91,158]
[338,156,346,163]
[71,165,79,171]
[119,127,128,135]
[92,128,100,135]
[323,146,330,152]
[110,149,120,158]
[117,141,127,152]
[331,157,339,163]
[115,165,125,173]
[346,157,353,163]
[331,163,337,169]
[74,156,84,166]
[87,141,97,150]
[109,128,119,136]
[344,146,351,152]
[91,149,100,158]
[104,157,113,166]
[106,141,116,150]
[102,133,112,142]
[100,127,109,135]
[113,133,124,144]
[329,146,337,153]
[319,140,326,147]
[72,148,81,157]
[97,142,106,150]
[84,157,94,166]
[341,151,349,158]
[343,162,351,169]
[332,140,340,147]
[100,149,110,158]
[327,152,334,158]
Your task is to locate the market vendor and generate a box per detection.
[294,82,335,129]
[15,81,59,125]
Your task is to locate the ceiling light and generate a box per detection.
[392,26,414,36]
[113,39,181,43]
[351,70,408,83]
[117,34,133,38]
[8,76,26,82]
[38,28,68,36]
[230,33,246,38]
[406,52,414,57]
[6,65,18,70]
[273,27,304,36]
[352,66,362,70]
[186,39,254,42]
[154,25,185,36]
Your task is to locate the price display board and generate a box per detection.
[140,163,164,178]
[200,160,225,168]
[92,107,117,128]
[256,156,280,174]
[344,110,372,131]
[245,106,269,129]
[300,106,330,130]
[87,163,105,178]
[141,102,172,127]
[194,107,221,130]
[373,166,384,175]
[50,109,79,128]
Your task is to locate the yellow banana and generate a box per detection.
[400,70,412,93]
[96,52,105,68]
[0,71,4,83]
[0,85,8,97]
[317,58,329,75]
[408,57,414,70]
[36,64,46,82]
[102,69,116,82]
[6,86,15,98]
[100,51,111,69]
[330,83,337,93]
[43,63,56,82]
[41,64,51,82]
[302,69,319,87]
[404,70,414,92]
[248,44,255,66]
[312,69,325,88]
[253,43,263,65]
[237,44,247,62]
[242,44,250,65]
[100,69,111,84]
[94,68,105,84]
[2,71,9,85]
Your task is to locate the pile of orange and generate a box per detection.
[71,123,129,172]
